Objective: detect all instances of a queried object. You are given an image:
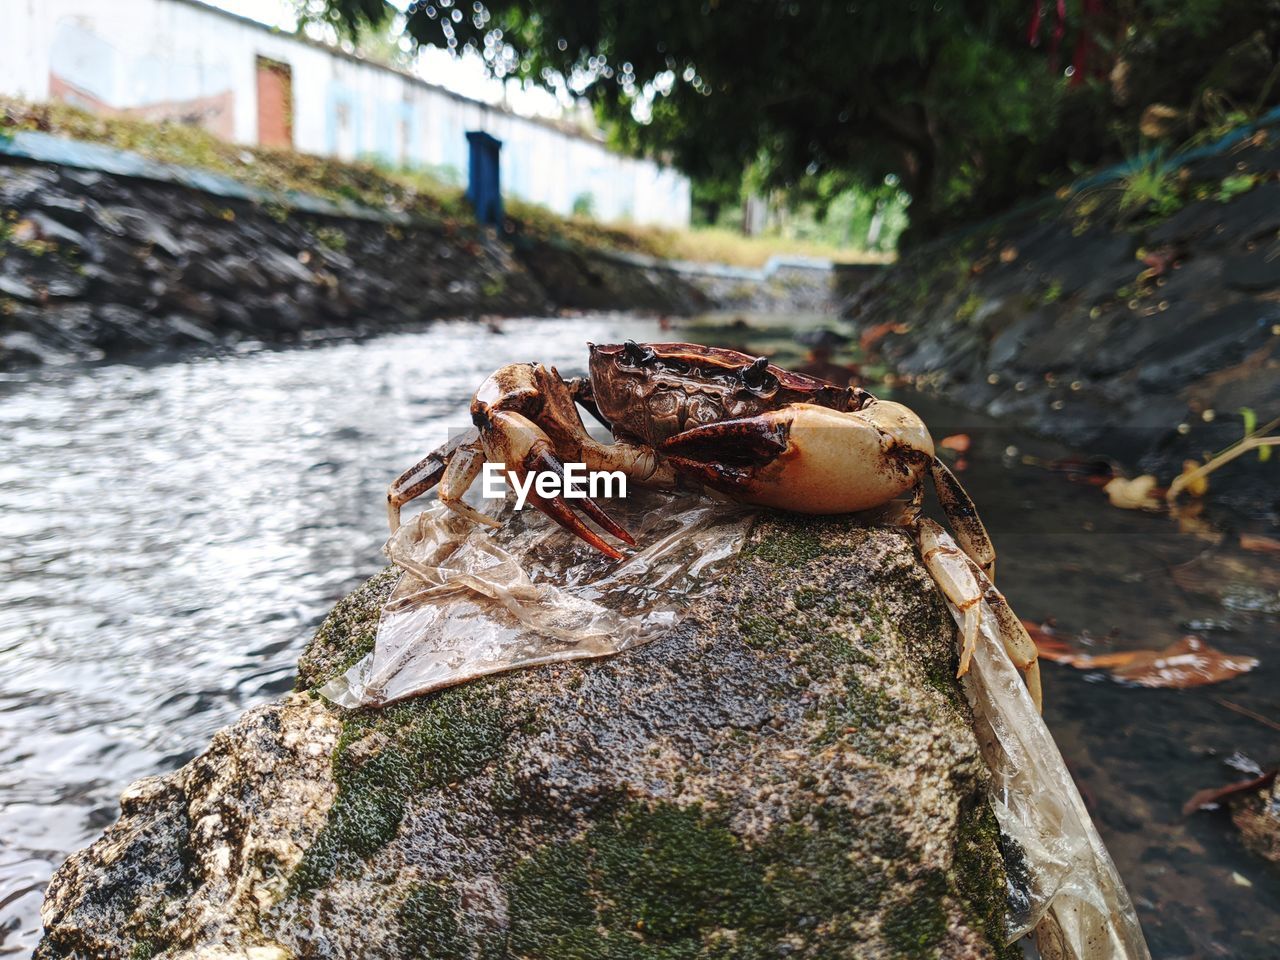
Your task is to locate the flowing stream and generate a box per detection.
[1,315,1277,957]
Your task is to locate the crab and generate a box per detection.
[387,341,1042,710]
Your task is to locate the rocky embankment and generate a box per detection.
[0,134,845,372]
[37,517,1016,960]
[0,151,718,371]
[847,130,1280,520]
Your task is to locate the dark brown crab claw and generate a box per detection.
[483,410,634,559]
[660,412,791,494]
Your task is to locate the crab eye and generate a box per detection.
[740,356,772,389]
[623,340,656,366]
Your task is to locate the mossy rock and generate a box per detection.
[38,514,1018,960]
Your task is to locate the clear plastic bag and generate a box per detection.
[941,529,1152,959]
[319,489,754,708]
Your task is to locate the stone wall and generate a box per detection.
[0,155,720,370]
[846,132,1280,519]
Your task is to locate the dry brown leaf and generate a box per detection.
[1183,769,1277,817]
[1024,622,1258,689]
[1104,474,1160,510]
[940,433,971,454]
[1107,635,1257,688]
[858,321,909,357]
[1241,534,1280,555]
[1175,459,1209,498]
[1022,619,1075,662]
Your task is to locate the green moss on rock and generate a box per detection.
[396,882,466,957]
[294,566,400,689]
[291,683,508,894]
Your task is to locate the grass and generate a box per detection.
[0,97,887,268]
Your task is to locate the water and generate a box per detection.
[1,315,1277,957]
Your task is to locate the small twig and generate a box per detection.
[1167,435,1280,502]
[1214,697,1280,733]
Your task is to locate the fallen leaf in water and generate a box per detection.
[1241,533,1280,554]
[940,434,971,454]
[1136,244,1178,282]
[858,321,910,357]
[1167,498,1221,540]
[1107,635,1258,688]
[1021,619,1076,662]
[1182,768,1277,816]
[1024,623,1258,688]
[1104,474,1160,510]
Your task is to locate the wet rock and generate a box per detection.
[38,693,341,960]
[1224,241,1280,292]
[1231,777,1280,865]
[37,517,1017,960]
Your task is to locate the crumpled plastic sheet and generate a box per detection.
[319,489,755,708]
[936,530,1152,960]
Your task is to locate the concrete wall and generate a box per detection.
[1,0,691,226]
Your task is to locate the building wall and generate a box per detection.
[0,0,691,226]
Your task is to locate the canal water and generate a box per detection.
[1,315,1276,957]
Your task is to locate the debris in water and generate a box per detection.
[1024,621,1258,689]
[1183,769,1277,816]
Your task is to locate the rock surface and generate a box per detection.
[846,134,1280,521]
[37,516,1017,959]
[1232,776,1280,866]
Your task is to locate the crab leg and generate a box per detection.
[437,436,499,529]
[387,427,481,531]
[917,519,984,677]
[482,409,634,559]
[534,365,677,489]
[930,458,997,581]
[917,519,1042,712]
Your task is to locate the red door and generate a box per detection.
[256,57,293,148]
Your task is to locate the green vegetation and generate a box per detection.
[0,97,881,268]
[504,800,896,957]
[396,882,467,957]
[1117,152,1183,219]
[316,0,1280,241]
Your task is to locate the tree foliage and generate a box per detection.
[314,0,1280,241]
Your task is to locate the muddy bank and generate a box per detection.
[846,129,1280,522]
[37,516,1015,960]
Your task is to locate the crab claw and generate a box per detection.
[481,410,633,558]
[663,401,932,514]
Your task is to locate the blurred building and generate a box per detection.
[1,0,692,226]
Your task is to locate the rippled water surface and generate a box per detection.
[1,314,1277,957]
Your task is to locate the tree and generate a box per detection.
[311,0,1280,241]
